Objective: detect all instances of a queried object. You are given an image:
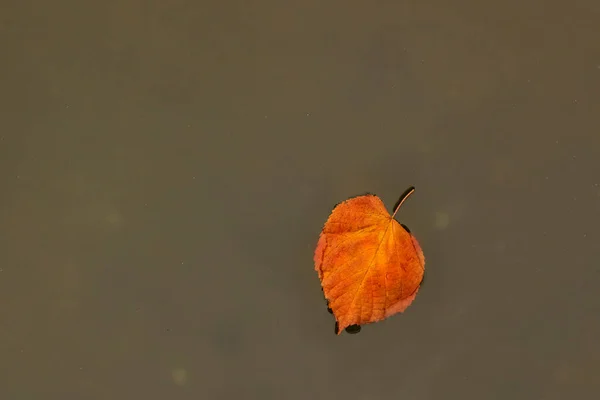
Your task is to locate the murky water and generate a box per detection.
[2,1,599,398]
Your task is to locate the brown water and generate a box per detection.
[2,1,600,398]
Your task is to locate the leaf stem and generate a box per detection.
[391,186,415,219]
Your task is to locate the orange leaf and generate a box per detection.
[314,186,425,335]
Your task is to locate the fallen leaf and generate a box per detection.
[314,186,425,334]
